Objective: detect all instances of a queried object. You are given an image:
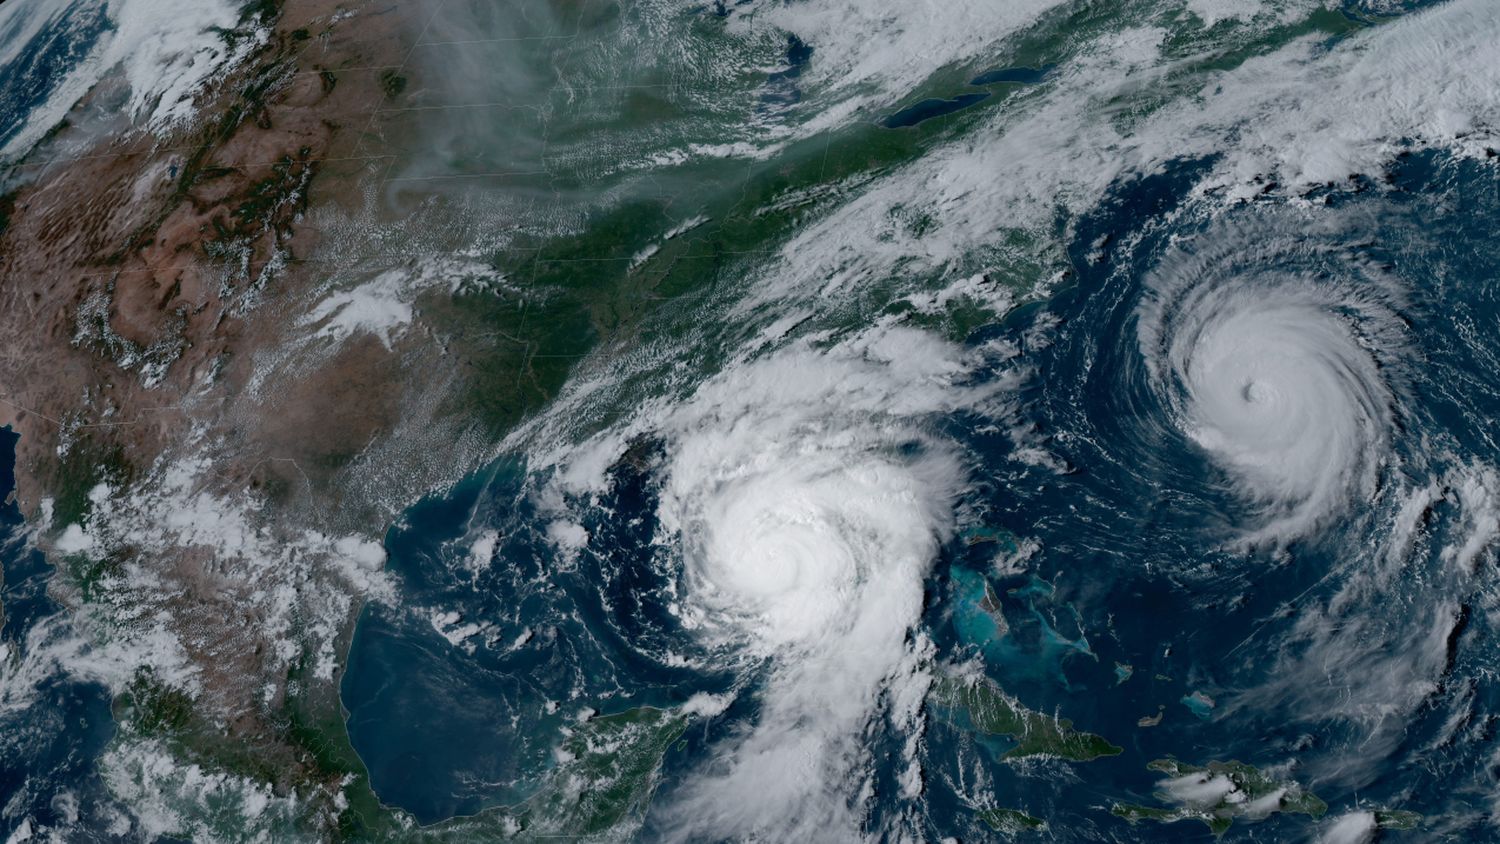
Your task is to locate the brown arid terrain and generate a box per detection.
[0,0,512,833]
[7,0,1500,840]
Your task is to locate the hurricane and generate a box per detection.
[1135,215,1406,544]
[662,389,957,655]
[9,0,1500,841]
[589,327,994,841]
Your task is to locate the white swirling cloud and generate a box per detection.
[653,328,987,841]
[544,324,1004,841]
[1136,216,1404,544]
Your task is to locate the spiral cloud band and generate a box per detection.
[636,326,992,840]
[1135,218,1404,544]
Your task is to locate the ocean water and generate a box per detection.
[1,0,1497,839]
[342,149,1500,839]
[0,0,111,154]
[0,428,117,842]
[343,460,732,825]
[905,150,1500,838]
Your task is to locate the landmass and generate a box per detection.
[1373,810,1422,830]
[931,674,1122,762]
[1111,758,1326,836]
[0,0,1425,838]
[977,807,1047,834]
[0,1,708,835]
[1137,705,1164,727]
[382,705,692,842]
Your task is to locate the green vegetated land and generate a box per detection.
[932,675,1123,762]
[1111,758,1418,837]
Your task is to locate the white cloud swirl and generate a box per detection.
[1136,216,1404,544]
[545,324,1004,840]
[651,327,988,840]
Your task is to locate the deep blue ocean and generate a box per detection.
[0,427,118,842]
[0,0,112,155]
[341,149,1500,839]
[6,150,1493,841]
[0,2,1492,836]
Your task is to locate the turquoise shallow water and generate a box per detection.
[340,150,1500,839]
[0,0,1493,838]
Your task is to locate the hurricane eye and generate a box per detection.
[1137,239,1402,544]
